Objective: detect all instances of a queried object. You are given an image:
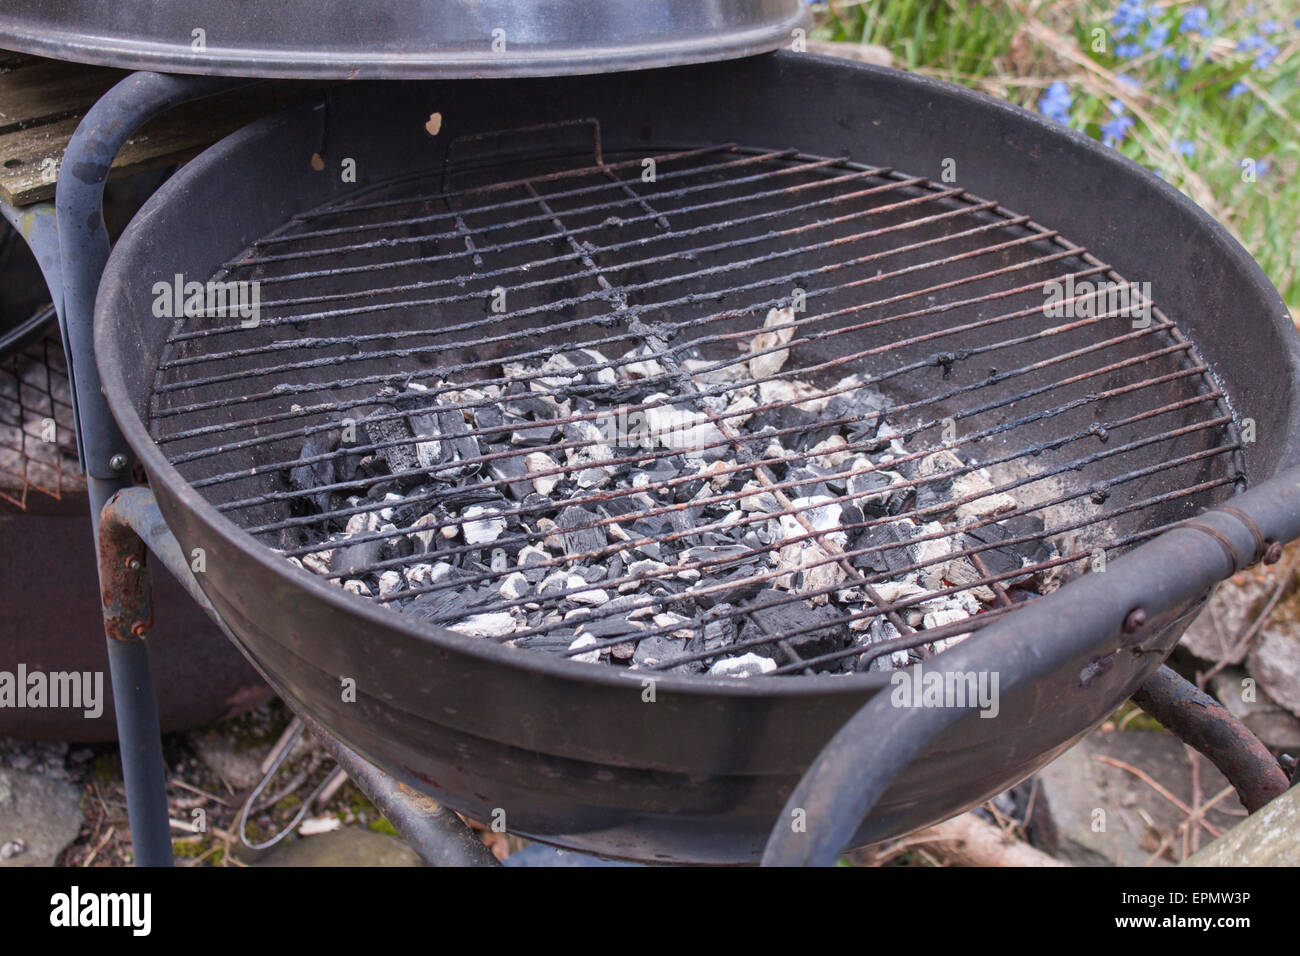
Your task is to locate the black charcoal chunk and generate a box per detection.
[852,522,916,575]
[556,505,607,557]
[364,407,418,477]
[288,432,337,514]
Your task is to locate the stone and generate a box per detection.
[0,769,83,867]
[1249,604,1300,717]
[1184,783,1300,866]
[1034,729,1242,866]
[1208,668,1300,751]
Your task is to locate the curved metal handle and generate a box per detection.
[762,464,1300,866]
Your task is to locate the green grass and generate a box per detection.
[812,0,1300,310]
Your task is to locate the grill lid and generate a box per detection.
[0,0,809,79]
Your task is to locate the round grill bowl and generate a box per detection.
[95,53,1300,863]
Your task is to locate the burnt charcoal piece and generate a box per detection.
[963,513,1051,576]
[852,522,916,575]
[914,473,957,516]
[742,591,843,655]
[826,391,887,443]
[848,470,913,517]
[434,408,481,481]
[748,403,819,436]
[512,631,579,655]
[405,587,477,623]
[682,545,752,569]
[379,532,415,563]
[580,617,642,641]
[696,567,763,607]
[288,432,337,514]
[786,465,831,499]
[632,635,703,673]
[473,404,505,436]
[364,407,419,477]
[331,536,382,576]
[556,505,607,557]
[488,449,533,499]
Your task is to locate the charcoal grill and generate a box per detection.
[71,55,1299,865]
[8,6,1297,862]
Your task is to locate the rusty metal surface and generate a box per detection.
[96,487,155,642]
[1132,665,1289,814]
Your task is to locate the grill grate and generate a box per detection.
[0,321,83,508]
[148,134,1243,676]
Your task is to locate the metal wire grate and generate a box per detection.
[148,131,1243,675]
[0,320,83,508]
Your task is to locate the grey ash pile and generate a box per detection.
[278,307,1062,677]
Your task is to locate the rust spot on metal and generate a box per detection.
[1122,607,1147,633]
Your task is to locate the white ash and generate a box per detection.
[279,326,1070,677]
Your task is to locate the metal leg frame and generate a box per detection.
[98,488,500,867]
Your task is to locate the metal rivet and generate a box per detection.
[108,453,129,472]
[1122,607,1147,633]
[1263,540,1284,565]
[130,621,149,637]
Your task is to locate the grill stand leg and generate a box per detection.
[98,485,500,866]
[1132,665,1289,812]
[55,71,245,867]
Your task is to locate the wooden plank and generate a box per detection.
[0,82,329,206]
[0,59,126,135]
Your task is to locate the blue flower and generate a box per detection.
[1164,76,1179,91]
[1145,24,1170,50]
[1101,113,1134,146]
[1180,6,1209,33]
[1227,81,1249,98]
[1171,138,1196,156]
[1116,42,1143,58]
[1178,54,1192,70]
[1038,81,1073,125]
[1110,0,1152,40]
[1107,97,1127,116]
[1254,44,1279,70]
[1116,73,1141,90]
[1237,34,1265,52]
[1260,20,1279,34]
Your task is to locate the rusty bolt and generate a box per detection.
[130,620,149,637]
[1122,607,1147,633]
[1263,540,1284,565]
[108,453,129,472]
[124,556,142,571]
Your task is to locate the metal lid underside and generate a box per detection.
[0,1,809,78]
